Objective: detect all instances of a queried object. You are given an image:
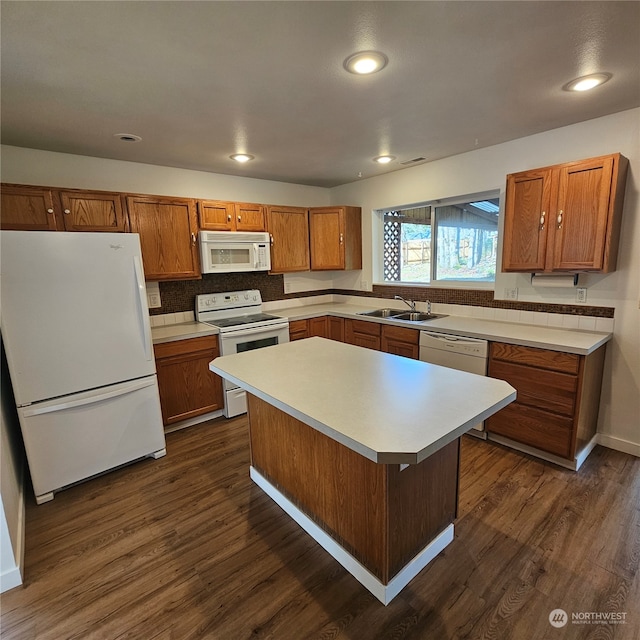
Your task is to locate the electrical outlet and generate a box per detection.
[504,288,518,301]
[576,287,587,303]
[284,282,292,294]
[147,292,161,308]
[361,280,369,291]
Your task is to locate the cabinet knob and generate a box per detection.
[557,210,563,229]
[191,233,197,245]
[339,233,344,244]
[64,209,71,215]
[46,208,54,214]
[269,234,274,246]
[539,211,546,231]
[237,216,242,222]
[227,214,231,222]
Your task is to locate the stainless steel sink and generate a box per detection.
[358,308,405,318]
[392,312,447,322]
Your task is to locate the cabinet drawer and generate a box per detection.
[154,334,219,359]
[381,324,419,344]
[490,343,580,374]
[486,403,573,459]
[347,319,381,337]
[489,360,578,416]
[289,319,309,341]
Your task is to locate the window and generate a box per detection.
[382,193,499,284]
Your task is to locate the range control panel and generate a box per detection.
[195,289,262,314]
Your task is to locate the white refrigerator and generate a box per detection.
[0,231,166,504]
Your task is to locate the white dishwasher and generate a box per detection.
[419,331,489,439]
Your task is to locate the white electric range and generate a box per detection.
[195,290,290,417]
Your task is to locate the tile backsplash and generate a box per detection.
[149,274,615,323]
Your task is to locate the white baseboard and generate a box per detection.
[250,466,453,605]
[597,433,640,458]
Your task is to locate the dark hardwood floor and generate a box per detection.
[1,416,638,639]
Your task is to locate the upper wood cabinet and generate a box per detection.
[126,194,200,281]
[266,205,310,273]
[1,184,127,232]
[502,153,628,273]
[198,200,266,232]
[58,190,126,232]
[1,184,60,231]
[309,206,362,271]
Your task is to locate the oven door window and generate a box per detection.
[236,336,279,353]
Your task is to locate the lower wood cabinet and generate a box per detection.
[289,316,344,342]
[344,318,381,351]
[154,335,224,426]
[327,316,345,342]
[486,342,606,460]
[381,325,419,359]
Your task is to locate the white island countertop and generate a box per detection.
[210,337,516,464]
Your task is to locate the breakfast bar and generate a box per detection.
[210,337,516,604]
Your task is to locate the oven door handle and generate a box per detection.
[223,324,288,339]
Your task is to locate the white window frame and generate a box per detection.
[374,190,500,290]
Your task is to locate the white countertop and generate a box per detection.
[151,299,612,355]
[151,321,218,344]
[268,301,611,355]
[210,337,516,464]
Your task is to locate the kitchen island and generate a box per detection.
[210,337,516,604]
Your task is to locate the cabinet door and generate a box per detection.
[381,325,419,359]
[502,170,551,272]
[308,316,328,338]
[309,207,345,270]
[551,156,615,271]
[234,203,266,231]
[344,319,380,350]
[154,336,223,425]
[1,184,59,231]
[327,317,345,342]
[266,206,310,273]
[198,200,235,231]
[59,190,126,232]
[127,195,200,280]
[289,319,309,341]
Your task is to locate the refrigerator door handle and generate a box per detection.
[21,378,157,417]
[133,255,153,361]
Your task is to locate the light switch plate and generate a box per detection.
[576,288,587,303]
[504,288,518,300]
[146,281,162,308]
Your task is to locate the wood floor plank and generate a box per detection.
[1,420,639,639]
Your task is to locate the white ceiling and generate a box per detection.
[1,1,639,188]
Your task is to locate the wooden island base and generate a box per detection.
[247,393,460,605]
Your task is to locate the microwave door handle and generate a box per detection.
[253,243,259,268]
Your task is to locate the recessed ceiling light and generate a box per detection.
[230,153,254,163]
[563,73,612,92]
[114,133,142,143]
[373,155,395,164]
[344,51,388,75]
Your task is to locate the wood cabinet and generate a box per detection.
[198,200,265,232]
[309,206,362,271]
[289,316,331,341]
[1,184,60,230]
[486,342,606,460]
[266,206,310,273]
[126,194,200,281]
[344,318,381,351]
[154,335,224,426]
[502,153,628,273]
[1,184,127,232]
[58,190,127,232]
[381,325,419,359]
[327,316,345,342]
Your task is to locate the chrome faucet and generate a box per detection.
[394,295,416,312]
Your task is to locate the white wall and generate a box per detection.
[330,108,640,453]
[0,146,330,208]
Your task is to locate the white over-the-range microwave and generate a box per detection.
[199,231,271,274]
